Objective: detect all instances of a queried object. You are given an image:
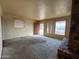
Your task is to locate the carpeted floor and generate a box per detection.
[2,36,61,59]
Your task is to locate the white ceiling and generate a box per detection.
[0,0,72,20]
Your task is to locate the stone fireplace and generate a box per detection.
[58,0,79,59]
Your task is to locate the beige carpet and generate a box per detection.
[2,36,61,59]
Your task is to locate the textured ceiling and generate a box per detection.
[0,0,72,20]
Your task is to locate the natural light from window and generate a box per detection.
[55,21,66,35]
[39,23,44,35]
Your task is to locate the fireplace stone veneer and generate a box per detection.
[58,0,79,59]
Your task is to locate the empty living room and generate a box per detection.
[0,0,79,59]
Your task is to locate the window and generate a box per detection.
[47,22,50,33]
[49,22,53,34]
[14,20,24,28]
[46,21,53,34]
[55,21,66,35]
[39,23,44,35]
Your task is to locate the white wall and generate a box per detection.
[2,16,33,39]
[0,16,2,59]
[0,6,2,59]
